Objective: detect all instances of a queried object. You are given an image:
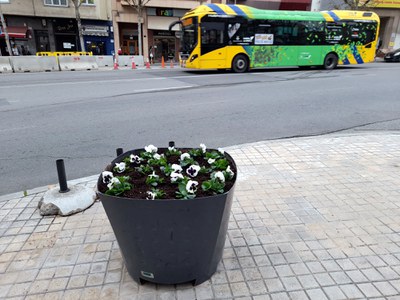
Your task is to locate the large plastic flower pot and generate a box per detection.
[97,149,236,285]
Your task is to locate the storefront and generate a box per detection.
[150,30,176,62]
[146,8,184,62]
[0,25,30,55]
[119,22,139,55]
[52,18,79,52]
[82,20,113,55]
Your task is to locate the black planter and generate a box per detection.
[97,148,236,285]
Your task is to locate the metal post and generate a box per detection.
[116,148,124,157]
[169,141,175,147]
[0,4,12,57]
[56,159,69,193]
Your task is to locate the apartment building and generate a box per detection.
[0,0,112,56]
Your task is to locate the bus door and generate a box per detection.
[200,19,226,69]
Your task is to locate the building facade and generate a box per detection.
[312,0,400,51]
[0,0,113,56]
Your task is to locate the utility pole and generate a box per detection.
[0,3,12,56]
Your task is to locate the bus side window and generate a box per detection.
[227,18,253,45]
[325,22,343,45]
[201,21,225,45]
[345,22,377,45]
[300,21,325,45]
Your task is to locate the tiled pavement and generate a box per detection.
[1,132,400,300]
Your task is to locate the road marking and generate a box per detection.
[133,86,194,93]
[0,73,240,89]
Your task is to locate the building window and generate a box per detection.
[81,0,94,5]
[44,0,68,6]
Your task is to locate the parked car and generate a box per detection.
[384,48,400,62]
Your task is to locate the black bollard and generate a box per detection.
[169,141,175,147]
[56,159,69,193]
[116,148,124,157]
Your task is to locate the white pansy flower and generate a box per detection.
[129,154,141,164]
[200,143,207,153]
[171,164,183,173]
[213,171,225,183]
[170,172,184,183]
[218,148,225,154]
[168,146,175,151]
[186,165,201,177]
[226,166,235,178]
[145,145,158,153]
[153,153,161,160]
[207,158,216,164]
[186,180,198,194]
[148,171,159,179]
[180,153,191,161]
[115,162,126,173]
[107,177,120,189]
[102,171,114,184]
[146,191,156,200]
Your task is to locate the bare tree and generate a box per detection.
[124,0,151,56]
[332,0,375,10]
[71,0,85,52]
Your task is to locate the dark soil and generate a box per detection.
[97,148,236,200]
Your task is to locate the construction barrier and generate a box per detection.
[0,57,13,73]
[117,55,145,67]
[95,55,114,67]
[10,56,59,73]
[58,56,98,71]
[37,51,93,56]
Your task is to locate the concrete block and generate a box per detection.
[118,55,144,67]
[95,55,113,67]
[58,56,98,71]
[0,57,13,73]
[38,185,97,216]
[10,56,59,72]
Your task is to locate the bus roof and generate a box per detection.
[183,4,379,23]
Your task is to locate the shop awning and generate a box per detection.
[0,26,28,38]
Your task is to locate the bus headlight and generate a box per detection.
[190,54,198,62]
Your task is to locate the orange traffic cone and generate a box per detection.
[146,59,151,69]
[161,56,165,68]
[132,60,136,69]
[170,60,174,68]
[113,58,119,70]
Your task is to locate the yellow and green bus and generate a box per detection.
[169,4,380,72]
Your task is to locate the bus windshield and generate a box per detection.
[181,17,198,56]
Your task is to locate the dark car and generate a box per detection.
[384,48,400,62]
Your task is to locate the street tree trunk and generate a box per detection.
[126,0,151,56]
[0,5,12,56]
[72,0,86,52]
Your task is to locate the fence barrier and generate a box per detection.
[9,56,59,73]
[58,56,98,71]
[37,51,93,57]
[0,57,13,73]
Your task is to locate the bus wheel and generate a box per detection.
[323,53,338,70]
[232,55,248,73]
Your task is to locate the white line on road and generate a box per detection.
[0,73,239,89]
[133,86,194,93]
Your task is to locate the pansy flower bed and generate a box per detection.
[97,144,236,200]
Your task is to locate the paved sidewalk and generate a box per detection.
[1,132,400,300]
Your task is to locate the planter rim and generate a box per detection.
[97,147,237,201]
